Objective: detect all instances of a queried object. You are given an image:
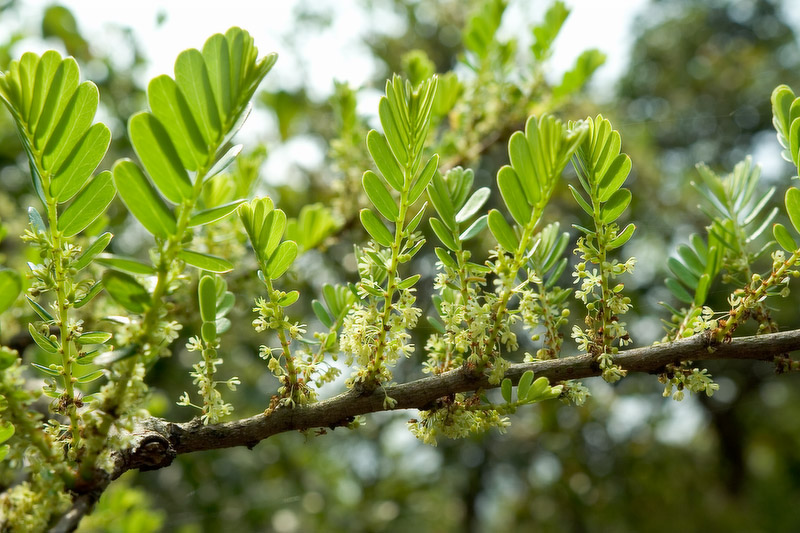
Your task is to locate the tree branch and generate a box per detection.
[115,328,800,474]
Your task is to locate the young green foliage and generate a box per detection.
[342,75,438,396]
[570,115,636,383]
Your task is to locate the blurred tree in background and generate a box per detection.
[0,1,799,532]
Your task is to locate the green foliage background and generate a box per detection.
[0,0,799,531]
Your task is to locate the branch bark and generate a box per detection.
[117,329,800,473]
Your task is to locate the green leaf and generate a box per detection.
[0,421,13,444]
[517,370,534,402]
[43,81,99,173]
[568,184,593,217]
[508,132,539,206]
[30,362,60,377]
[459,214,488,241]
[188,200,245,227]
[397,274,421,290]
[526,376,551,402]
[94,254,156,275]
[74,281,103,308]
[497,166,532,226]
[76,369,105,383]
[427,171,456,229]
[434,247,457,269]
[51,123,111,203]
[203,33,233,119]
[207,144,242,180]
[113,159,177,238]
[786,187,800,236]
[264,240,297,279]
[175,48,221,146]
[0,269,21,314]
[360,208,394,247]
[73,232,112,271]
[278,290,300,307]
[427,316,446,334]
[57,170,115,237]
[501,378,512,403]
[665,277,694,305]
[367,130,404,191]
[406,202,428,234]
[178,250,234,273]
[27,296,53,321]
[607,223,636,250]
[773,223,798,252]
[668,257,699,289]
[76,331,112,345]
[28,206,46,234]
[102,270,150,313]
[92,344,138,366]
[129,112,193,204]
[600,188,631,224]
[456,187,490,224]
[198,275,217,323]
[694,273,711,306]
[312,300,333,328]
[597,154,632,202]
[430,217,458,251]
[34,57,80,152]
[201,321,217,343]
[147,74,207,171]
[28,323,58,353]
[409,155,439,204]
[488,209,518,252]
[363,170,399,220]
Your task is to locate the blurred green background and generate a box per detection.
[2,0,800,531]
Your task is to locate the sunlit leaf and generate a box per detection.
[360,208,394,247]
[113,159,177,238]
[129,112,193,203]
[102,270,150,313]
[488,209,518,252]
[178,250,234,273]
[264,240,297,279]
[363,170,398,220]
[57,170,115,237]
[188,200,245,227]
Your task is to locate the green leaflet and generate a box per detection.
[50,123,111,203]
[607,223,636,250]
[600,188,631,224]
[177,250,234,273]
[360,208,394,247]
[95,254,156,275]
[488,209,518,252]
[367,130,404,191]
[460,214,488,241]
[508,131,539,206]
[57,170,115,237]
[786,187,800,236]
[42,81,98,172]
[34,57,79,152]
[188,200,245,227]
[129,112,193,204]
[0,269,21,314]
[429,216,458,251]
[76,331,112,345]
[113,159,177,238]
[175,48,221,146]
[497,166,532,226]
[773,223,798,252]
[198,275,217,323]
[363,170,398,220]
[147,74,206,170]
[102,270,151,313]
[427,171,456,230]
[455,187,490,224]
[409,155,439,205]
[264,240,297,279]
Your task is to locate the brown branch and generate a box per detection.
[115,329,800,474]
